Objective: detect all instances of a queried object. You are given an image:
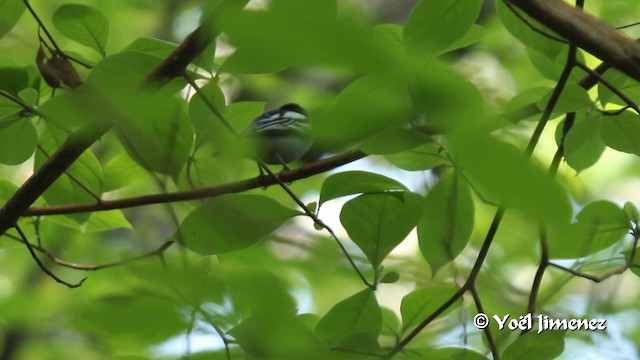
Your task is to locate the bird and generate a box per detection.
[242,103,312,170]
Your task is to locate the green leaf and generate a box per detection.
[229,313,329,358]
[179,194,301,255]
[563,114,605,173]
[115,94,193,178]
[418,174,474,274]
[600,111,640,155]
[360,128,434,155]
[404,0,483,56]
[36,126,104,224]
[400,348,488,360]
[84,210,133,232]
[52,4,109,56]
[380,271,400,284]
[188,78,226,132]
[400,286,458,332]
[441,24,484,54]
[450,132,571,226]
[340,192,424,268]
[548,200,630,259]
[0,119,37,165]
[409,60,483,134]
[314,74,410,146]
[384,143,447,171]
[496,0,563,58]
[504,86,550,122]
[538,83,594,115]
[319,171,408,206]
[624,201,640,225]
[333,332,383,355]
[102,153,147,192]
[0,0,25,39]
[225,268,297,317]
[221,9,384,74]
[74,293,187,346]
[0,67,29,97]
[381,307,401,337]
[502,331,565,360]
[123,37,177,59]
[315,288,382,347]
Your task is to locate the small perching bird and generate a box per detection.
[242,103,312,169]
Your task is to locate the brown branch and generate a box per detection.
[506,0,640,82]
[0,4,229,236]
[23,151,366,216]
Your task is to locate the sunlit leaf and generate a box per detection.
[0,0,25,39]
[563,114,605,173]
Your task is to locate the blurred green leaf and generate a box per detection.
[418,174,474,274]
[314,74,410,145]
[122,37,177,59]
[404,0,483,56]
[75,293,187,346]
[53,4,109,56]
[0,67,29,96]
[315,288,382,347]
[450,132,571,225]
[502,331,565,360]
[504,86,550,122]
[225,267,297,318]
[179,194,301,254]
[189,78,226,132]
[102,153,147,192]
[0,0,25,39]
[0,119,36,165]
[380,271,400,284]
[549,200,630,259]
[600,111,640,155]
[400,286,458,332]
[319,171,407,206]
[115,94,193,177]
[384,142,447,171]
[230,313,341,359]
[563,114,605,173]
[36,126,104,224]
[360,128,434,155]
[341,192,424,269]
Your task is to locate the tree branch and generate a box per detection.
[506,0,640,82]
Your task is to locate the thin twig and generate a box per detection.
[574,61,640,114]
[14,225,86,287]
[23,0,93,69]
[469,285,499,360]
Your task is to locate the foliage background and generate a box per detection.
[0,0,640,359]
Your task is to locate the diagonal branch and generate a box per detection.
[506,0,640,82]
[0,4,228,236]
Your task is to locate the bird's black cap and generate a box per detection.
[279,103,306,116]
